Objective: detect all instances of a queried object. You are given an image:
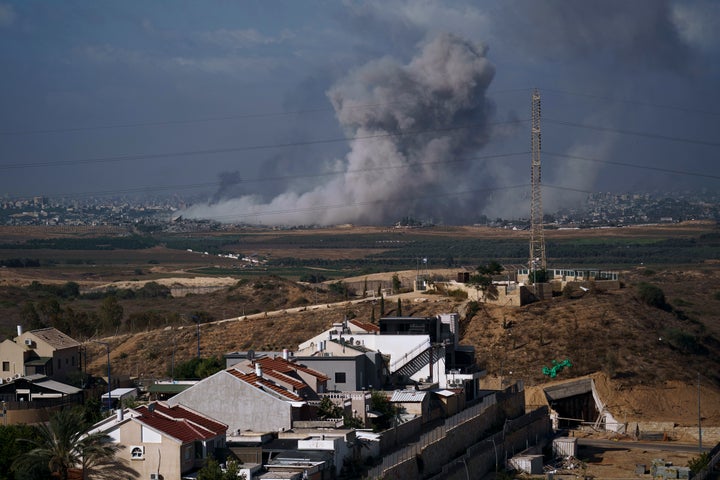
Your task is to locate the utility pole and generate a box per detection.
[698,371,702,451]
[529,88,546,272]
[195,316,201,359]
[93,340,111,410]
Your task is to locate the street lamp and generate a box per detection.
[93,340,111,410]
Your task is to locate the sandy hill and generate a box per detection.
[81,266,720,429]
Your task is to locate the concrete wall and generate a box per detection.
[166,370,290,433]
[368,386,539,479]
[0,339,25,378]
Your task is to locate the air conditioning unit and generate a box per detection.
[24,339,33,346]
[149,474,159,480]
[130,445,145,460]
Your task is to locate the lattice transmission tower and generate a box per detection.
[529,88,546,271]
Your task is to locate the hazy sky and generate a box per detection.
[1,1,719,224]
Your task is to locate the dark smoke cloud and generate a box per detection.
[182,33,496,225]
[210,170,243,204]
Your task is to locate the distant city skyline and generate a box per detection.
[1,1,719,225]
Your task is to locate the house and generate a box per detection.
[295,344,386,392]
[297,314,485,399]
[88,402,227,479]
[101,387,137,409]
[243,355,330,399]
[0,326,81,382]
[166,362,315,434]
[0,374,83,424]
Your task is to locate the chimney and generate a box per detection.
[16,325,22,337]
[255,363,262,378]
[282,349,289,360]
[117,409,124,422]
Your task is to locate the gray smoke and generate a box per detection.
[182,33,496,225]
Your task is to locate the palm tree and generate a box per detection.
[12,407,136,480]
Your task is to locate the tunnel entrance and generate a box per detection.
[544,378,600,429]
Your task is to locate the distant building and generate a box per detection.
[0,326,81,383]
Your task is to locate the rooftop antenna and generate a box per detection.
[529,88,546,271]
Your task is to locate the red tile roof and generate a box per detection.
[227,369,303,402]
[134,402,226,443]
[257,356,329,382]
[349,319,380,333]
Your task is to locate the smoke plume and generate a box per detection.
[181,33,496,225]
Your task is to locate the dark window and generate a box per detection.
[57,358,61,370]
[335,372,346,384]
[1,362,8,372]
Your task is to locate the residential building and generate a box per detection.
[166,362,316,434]
[0,326,81,382]
[88,402,227,479]
[0,374,83,424]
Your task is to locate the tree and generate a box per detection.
[21,302,44,331]
[317,396,343,420]
[0,424,49,480]
[362,277,368,298]
[99,296,123,333]
[12,407,136,480]
[528,268,548,284]
[396,298,402,316]
[172,356,223,380]
[369,390,400,431]
[380,294,385,316]
[197,456,245,480]
[391,274,401,294]
[468,261,504,301]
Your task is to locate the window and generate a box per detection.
[2,362,8,372]
[130,446,145,460]
[335,372,346,384]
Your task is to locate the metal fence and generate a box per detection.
[694,441,720,480]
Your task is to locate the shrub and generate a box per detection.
[637,283,669,310]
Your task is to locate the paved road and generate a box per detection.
[578,437,710,453]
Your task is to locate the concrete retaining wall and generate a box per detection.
[367,385,550,479]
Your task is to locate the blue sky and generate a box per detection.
[1,1,719,224]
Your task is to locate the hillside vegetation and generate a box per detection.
[2,223,720,427]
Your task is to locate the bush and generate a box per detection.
[637,282,670,310]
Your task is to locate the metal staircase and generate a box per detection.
[394,347,431,378]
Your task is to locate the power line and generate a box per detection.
[0,102,386,136]
[544,118,720,148]
[541,88,720,117]
[5,151,530,200]
[0,119,528,170]
[0,89,529,137]
[544,152,720,181]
